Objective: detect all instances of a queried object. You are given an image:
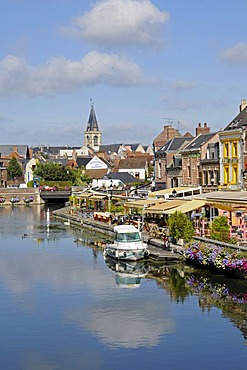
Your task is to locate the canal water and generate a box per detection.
[0,204,247,370]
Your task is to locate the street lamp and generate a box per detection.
[108,179,113,217]
[141,204,147,231]
[172,189,177,198]
[109,179,113,200]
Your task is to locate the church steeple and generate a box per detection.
[84,100,102,152]
[86,101,99,131]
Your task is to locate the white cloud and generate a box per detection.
[171,80,196,90]
[221,42,247,64]
[0,52,150,97]
[60,0,169,48]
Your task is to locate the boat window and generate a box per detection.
[116,232,141,242]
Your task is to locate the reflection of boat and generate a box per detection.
[104,225,149,261]
[104,256,149,288]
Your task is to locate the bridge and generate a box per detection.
[0,188,71,205]
[40,190,71,203]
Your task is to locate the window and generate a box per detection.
[93,135,98,146]
[224,143,229,157]
[224,166,229,184]
[158,162,162,178]
[232,142,238,157]
[232,166,238,184]
[188,165,191,178]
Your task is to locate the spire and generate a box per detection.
[86,99,99,131]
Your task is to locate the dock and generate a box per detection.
[53,208,184,262]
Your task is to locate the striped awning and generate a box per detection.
[163,200,206,215]
[76,193,93,199]
[124,198,167,209]
[145,199,187,214]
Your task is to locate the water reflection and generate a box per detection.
[1,206,247,368]
[148,263,247,341]
[104,257,150,288]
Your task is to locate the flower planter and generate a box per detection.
[185,243,247,279]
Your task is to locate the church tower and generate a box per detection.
[84,100,102,152]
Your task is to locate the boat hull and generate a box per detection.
[104,245,149,261]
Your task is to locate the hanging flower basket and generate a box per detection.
[0,197,6,203]
[10,197,20,204]
[23,196,34,204]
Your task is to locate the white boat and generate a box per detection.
[104,225,149,261]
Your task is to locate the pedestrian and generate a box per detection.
[163,235,169,250]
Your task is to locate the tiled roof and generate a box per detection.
[157,137,193,153]
[119,157,147,169]
[0,145,29,157]
[76,157,92,168]
[106,172,142,183]
[86,169,107,179]
[98,144,123,153]
[224,106,247,131]
[124,143,141,151]
[182,133,216,151]
[31,145,80,155]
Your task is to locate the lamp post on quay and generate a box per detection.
[108,179,113,216]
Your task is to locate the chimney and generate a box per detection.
[240,99,247,112]
[196,122,210,136]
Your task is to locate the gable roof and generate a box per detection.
[118,157,147,169]
[0,145,29,158]
[124,143,142,151]
[224,106,247,131]
[106,172,142,183]
[76,157,93,168]
[98,144,123,153]
[157,137,193,153]
[182,133,216,152]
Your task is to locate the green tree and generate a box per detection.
[210,215,231,243]
[71,167,90,186]
[168,211,194,243]
[7,157,23,180]
[33,162,74,182]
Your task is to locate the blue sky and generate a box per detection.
[0,0,247,147]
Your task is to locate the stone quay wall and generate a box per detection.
[0,188,44,206]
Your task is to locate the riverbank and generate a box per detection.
[52,207,184,262]
[0,188,44,206]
